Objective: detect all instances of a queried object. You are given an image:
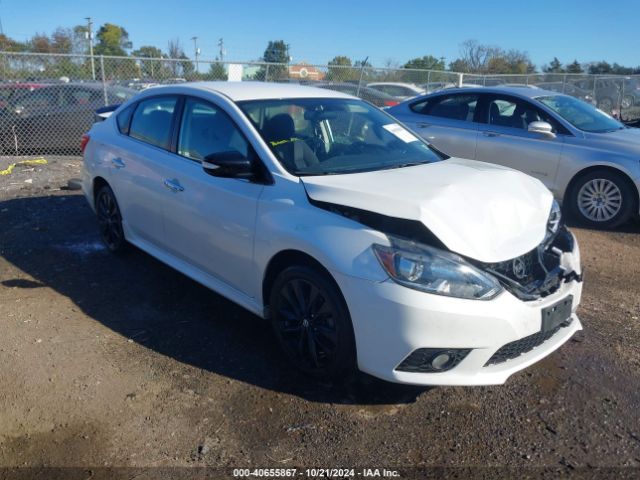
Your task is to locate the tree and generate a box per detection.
[132,45,163,78]
[566,60,583,74]
[403,55,445,71]
[449,40,534,74]
[166,39,194,78]
[256,40,289,80]
[326,56,356,81]
[94,23,132,56]
[207,60,227,80]
[51,28,73,54]
[588,61,612,75]
[30,33,52,53]
[543,57,564,73]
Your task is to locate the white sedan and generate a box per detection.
[81,82,583,386]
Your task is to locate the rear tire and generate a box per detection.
[269,265,357,380]
[621,95,634,109]
[95,185,127,253]
[567,169,636,228]
[597,97,613,112]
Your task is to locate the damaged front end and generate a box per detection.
[471,226,583,301]
[310,198,582,302]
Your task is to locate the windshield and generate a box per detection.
[536,95,624,133]
[238,98,443,176]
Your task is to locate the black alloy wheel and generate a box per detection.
[96,185,127,253]
[270,265,356,379]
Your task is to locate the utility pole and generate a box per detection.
[85,17,95,80]
[191,36,199,73]
[218,38,224,62]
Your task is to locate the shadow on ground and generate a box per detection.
[0,194,427,405]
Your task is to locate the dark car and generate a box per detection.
[0,82,48,109]
[571,78,622,113]
[0,82,136,154]
[316,83,399,107]
[621,78,640,109]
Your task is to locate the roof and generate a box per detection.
[433,85,558,99]
[181,81,353,101]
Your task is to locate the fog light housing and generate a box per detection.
[396,348,471,373]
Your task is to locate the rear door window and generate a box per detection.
[129,96,178,149]
[411,94,479,122]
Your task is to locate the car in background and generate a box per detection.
[0,82,136,154]
[316,82,399,107]
[366,82,425,100]
[388,86,640,228]
[621,77,640,109]
[571,78,622,113]
[81,81,583,386]
[536,82,595,105]
[0,82,48,109]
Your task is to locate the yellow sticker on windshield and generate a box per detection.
[270,137,302,147]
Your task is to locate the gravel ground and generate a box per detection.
[0,156,639,479]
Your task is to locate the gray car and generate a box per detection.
[388,86,640,228]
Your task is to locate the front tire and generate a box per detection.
[621,95,634,109]
[269,265,356,380]
[597,97,613,113]
[568,170,636,228]
[95,185,127,253]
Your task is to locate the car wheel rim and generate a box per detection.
[577,179,622,222]
[275,278,338,370]
[97,191,122,249]
[621,96,633,109]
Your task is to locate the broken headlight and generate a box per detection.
[373,237,502,300]
[548,199,562,235]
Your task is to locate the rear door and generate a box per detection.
[474,93,568,192]
[399,92,480,159]
[110,95,179,247]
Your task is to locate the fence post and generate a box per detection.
[562,74,567,93]
[457,73,463,87]
[427,70,431,88]
[265,63,270,82]
[356,57,369,97]
[99,55,108,106]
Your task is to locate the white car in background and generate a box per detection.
[82,82,583,386]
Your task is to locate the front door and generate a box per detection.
[159,97,264,297]
[475,94,567,192]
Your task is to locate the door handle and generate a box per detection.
[111,157,126,169]
[163,178,184,193]
[417,122,431,128]
[482,131,501,137]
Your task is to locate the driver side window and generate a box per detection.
[177,98,248,161]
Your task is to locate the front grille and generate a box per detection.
[474,227,576,301]
[484,318,573,366]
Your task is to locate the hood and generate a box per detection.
[583,126,640,150]
[302,158,553,263]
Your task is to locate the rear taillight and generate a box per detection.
[80,134,90,153]
[384,100,399,107]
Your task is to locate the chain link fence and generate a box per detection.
[0,51,638,157]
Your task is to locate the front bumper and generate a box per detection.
[334,242,583,386]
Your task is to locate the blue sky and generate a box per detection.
[1,0,637,69]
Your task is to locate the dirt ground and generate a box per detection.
[0,156,639,479]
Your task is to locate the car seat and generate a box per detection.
[263,113,319,171]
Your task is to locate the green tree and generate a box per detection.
[94,23,132,56]
[588,61,612,75]
[207,60,227,80]
[256,40,289,80]
[565,60,583,74]
[326,55,355,81]
[403,55,445,70]
[132,45,163,78]
[543,57,564,73]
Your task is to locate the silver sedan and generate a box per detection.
[388,87,640,228]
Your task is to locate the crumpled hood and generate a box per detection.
[302,158,553,263]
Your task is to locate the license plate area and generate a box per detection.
[541,295,573,332]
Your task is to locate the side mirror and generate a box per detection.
[202,150,253,179]
[528,121,556,139]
